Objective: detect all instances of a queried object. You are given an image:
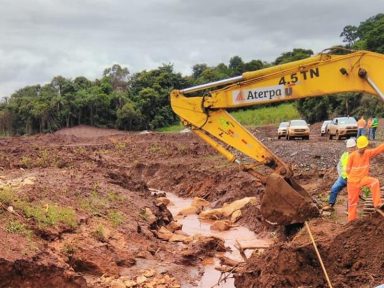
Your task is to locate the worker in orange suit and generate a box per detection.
[356,116,366,137]
[346,135,384,221]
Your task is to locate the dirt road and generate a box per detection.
[0,124,383,287]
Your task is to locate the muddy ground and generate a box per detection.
[0,124,383,287]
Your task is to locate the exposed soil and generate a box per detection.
[0,124,383,287]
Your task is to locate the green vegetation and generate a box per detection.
[0,187,77,228]
[5,220,30,235]
[157,123,184,132]
[0,14,383,133]
[23,204,77,228]
[62,243,76,256]
[19,150,60,169]
[297,14,384,122]
[0,186,14,205]
[231,103,300,126]
[107,210,124,227]
[80,189,109,215]
[92,224,107,242]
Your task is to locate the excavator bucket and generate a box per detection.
[260,173,320,225]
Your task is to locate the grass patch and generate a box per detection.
[0,186,15,205]
[62,243,76,256]
[114,142,126,150]
[80,189,110,215]
[0,187,77,228]
[157,123,184,132]
[108,210,124,227]
[92,224,107,242]
[230,103,300,126]
[5,220,30,235]
[22,203,77,228]
[148,143,167,154]
[107,190,126,203]
[19,149,60,168]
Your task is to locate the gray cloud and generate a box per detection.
[0,0,383,97]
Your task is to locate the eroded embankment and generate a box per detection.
[235,214,384,288]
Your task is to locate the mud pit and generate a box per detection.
[0,124,383,287]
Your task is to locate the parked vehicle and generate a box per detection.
[321,120,332,136]
[327,117,357,140]
[277,122,289,139]
[286,119,310,140]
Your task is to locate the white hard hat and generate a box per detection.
[346,138,356,148]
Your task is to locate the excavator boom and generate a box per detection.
[170,49,384,225]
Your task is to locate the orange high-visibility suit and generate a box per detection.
[346,143,384,221]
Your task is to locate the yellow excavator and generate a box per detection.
[170,49,384,225]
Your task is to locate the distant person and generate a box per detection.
[356,116,366,137]
[367,117,372,139]
[323,138,356,211]
[346,135,384,221]
[370,116,379,140]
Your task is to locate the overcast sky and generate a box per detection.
[0,0,383,97]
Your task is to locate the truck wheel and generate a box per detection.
[336,131,340,140]
[329,133,333,140]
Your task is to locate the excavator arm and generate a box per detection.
[170,49,384,224]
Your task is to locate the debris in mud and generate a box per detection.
[210,220,234,231]
[149,203,173,230]
[235,214,384,288]
[177,236,226,265]
[199,197,257,220]
[90,271,181,288]
[177,197,210,216]
[107,170,149,193]
[0,255,86,288]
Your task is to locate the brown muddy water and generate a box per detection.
[159,190,272,288]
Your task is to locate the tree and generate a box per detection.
[274,48,313,65]
[103,64,130,91]
[192,64,208,78]
[229,56,245,76]
[116,101,143,130]
[340,25,358,46]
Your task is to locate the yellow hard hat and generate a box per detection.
[357,135,369,149]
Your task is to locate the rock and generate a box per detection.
[143,269,156,278]
[123,280,137,287]
[136,275,147,284]
[156,226,174,241]
[210,220,232,231]
[166,221,182,232]
[169,234,193,244]
[178,205,202,216]
[231,210,242,222]
[155,197,171,207]
[110,279,126,288]
[191,197,210,208]
[143,207,157,224]
[200,197,257,220]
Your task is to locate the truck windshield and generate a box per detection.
[290,120,307,126]
[337,118,356,125]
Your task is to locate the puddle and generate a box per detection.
[152,189,272,288]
